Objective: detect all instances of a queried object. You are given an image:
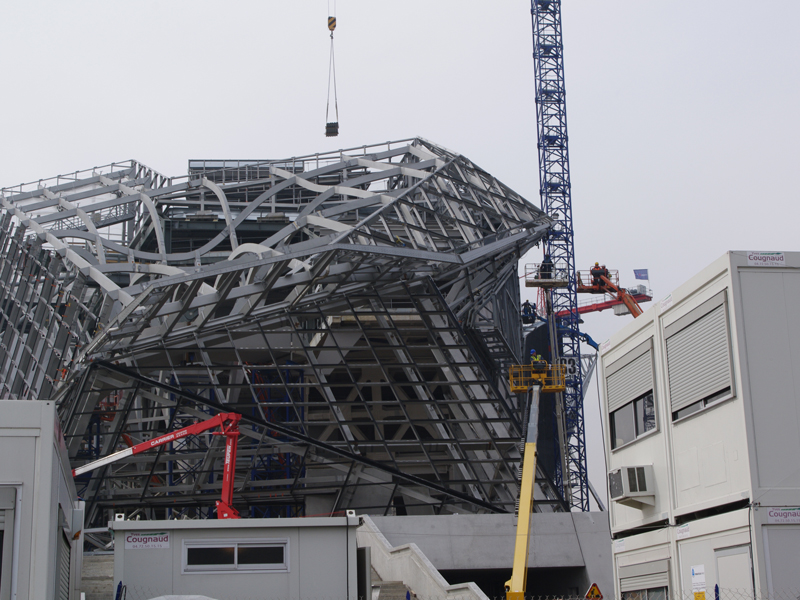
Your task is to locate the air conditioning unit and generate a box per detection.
[608,465,656,508]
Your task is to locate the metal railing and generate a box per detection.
[524,262,570,286]
[576,268,619,288]
[509,363,566,393]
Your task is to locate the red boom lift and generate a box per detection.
[576,268,645,317]
[72,412,243,519]
[524,263,651,319]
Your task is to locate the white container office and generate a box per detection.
[111,514,361,599]
[0,400,84,600]
[599,251,800,599]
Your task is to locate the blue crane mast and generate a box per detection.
[530,0,589,511]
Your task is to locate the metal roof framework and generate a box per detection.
[0,138,561,529]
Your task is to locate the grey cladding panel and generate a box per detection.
[740,270,800,489]
[667,303,732,412]
[764,526,800,592]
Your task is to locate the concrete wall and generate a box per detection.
[0,400,83,600]
[357,516,488,600]
[365,513,613,595]
[112,515,359,599]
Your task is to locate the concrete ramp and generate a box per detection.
[358,515,489,600]
[362,512,613,597]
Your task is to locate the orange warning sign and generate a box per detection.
[585,583,603,600]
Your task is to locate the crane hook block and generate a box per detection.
[328,16,336,31]
[326,122,339,137]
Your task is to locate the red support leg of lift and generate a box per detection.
[215,422,241,519]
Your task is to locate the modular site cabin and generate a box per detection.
[599,251,800,600]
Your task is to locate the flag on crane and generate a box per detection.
[634,269,649,280]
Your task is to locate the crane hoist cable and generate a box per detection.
[325,6,339,137]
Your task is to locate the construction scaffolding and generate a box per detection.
[0,138,562,532]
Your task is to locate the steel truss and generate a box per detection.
[0,138,560,527]
[531,0,590,510]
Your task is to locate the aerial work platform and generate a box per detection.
[509,363,566,393]
[524,262,570,288]
[575,268,649,317]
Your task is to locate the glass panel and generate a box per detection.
[673,399,703,421]
[635,393,656,435]
[623,587,667,600]
[646,587,667,600]
[611,403,635,449]
[703,386,731,405]
[238,545,284,565]
[187,546,235,565]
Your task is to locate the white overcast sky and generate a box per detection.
[2,1,798,508]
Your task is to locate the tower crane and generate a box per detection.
[530,0,589,510]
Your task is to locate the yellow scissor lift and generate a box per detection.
[505,362,566,600]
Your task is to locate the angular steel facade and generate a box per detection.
[0,138,559,529]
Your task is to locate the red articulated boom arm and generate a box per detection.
[598,275,643,317]
[576,269,645,318]
[72,412,242,519]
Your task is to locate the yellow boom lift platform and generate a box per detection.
[505,362,566,600]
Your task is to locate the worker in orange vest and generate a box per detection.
[590,262,603,286]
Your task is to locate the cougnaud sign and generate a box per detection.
[125,531,170,549]
[766,507,800,524]
[747,251,785,267]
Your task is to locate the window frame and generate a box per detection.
[619,558,669,596]
[605,339,659,452]
[610,390,658,451]
[666,291,735,423]
[621,587,668,600]
[671,385,733,422]
[182,538,289,574]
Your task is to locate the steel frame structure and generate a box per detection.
[531,0,590,510]
[0,138,565,530]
